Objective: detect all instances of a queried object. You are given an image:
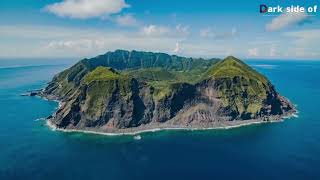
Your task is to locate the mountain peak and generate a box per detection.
[222,56,244,64]
[224,55,238,60]
[84,66,123,84]
[205,56,268,84]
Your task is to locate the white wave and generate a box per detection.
[134,135,142,140]
[45,120,285,136]
[292,114,299,118]
[252,64,278,69]
[35,117,46,121]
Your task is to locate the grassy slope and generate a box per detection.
[84,67,122,84]
[49,50,217,100]
[124,68,176,81]
[205,56,268,84]
[83,67,132,117]
[204,56,270,117]
[80,56,271,111]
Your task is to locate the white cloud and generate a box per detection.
[0,25,251,58]
[200,27,238,39]
[141,25,170,36]
[0,25,236,58]
[0,25,107,39]
[245,30,320,59]
[269,45,276,57]
[47,39,106,52]
[284,29,320,39]
[141,24,192,38]
[248,48,259,56]
[0,25,184,57]
[2,24,319,59]
[173,42,180,53]
[114,14,138,27]
[175,24,189,36]
[231,27,237,36]
[283,29,320,58]
[45,0,129,19]
[266,12,308,31]
[200,27,214,38]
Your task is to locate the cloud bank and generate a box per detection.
[1,25,319,59]
[200,27,238,39]
[141,25,171,36]
[45,0,129,19]
[248,48,259,57]
[266,12,309,31]
[114,14,139,27]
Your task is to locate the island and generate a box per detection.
[38,50,296,134]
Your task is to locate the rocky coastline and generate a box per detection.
[45,110,297,136]
[41,90,296,136]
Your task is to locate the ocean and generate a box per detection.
[0,59,320,180]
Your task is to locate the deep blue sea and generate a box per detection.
[0,59,320,180]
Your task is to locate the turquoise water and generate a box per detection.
[0,59,320,179]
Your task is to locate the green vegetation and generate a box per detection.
[204,56,271,117]
[124,68,176,81]
[49,50,274,118]
[84,67,132,97]
[85,80,117,117]
[49,50,217,100]
[215,77,268,117]
[80,49,218,71]
[46,62,89,97]
[84,67,123,84]
[149,81,176,100]
[123,66,211,99]
[83,68,132,117]
[205,56,268,84]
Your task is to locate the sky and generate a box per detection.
[0,0,319,59]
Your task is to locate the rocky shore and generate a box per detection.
[45,111,297,136]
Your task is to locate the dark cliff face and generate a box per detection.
[153,83,196,123]
[52,78,156,129]
[43,51,295,131]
